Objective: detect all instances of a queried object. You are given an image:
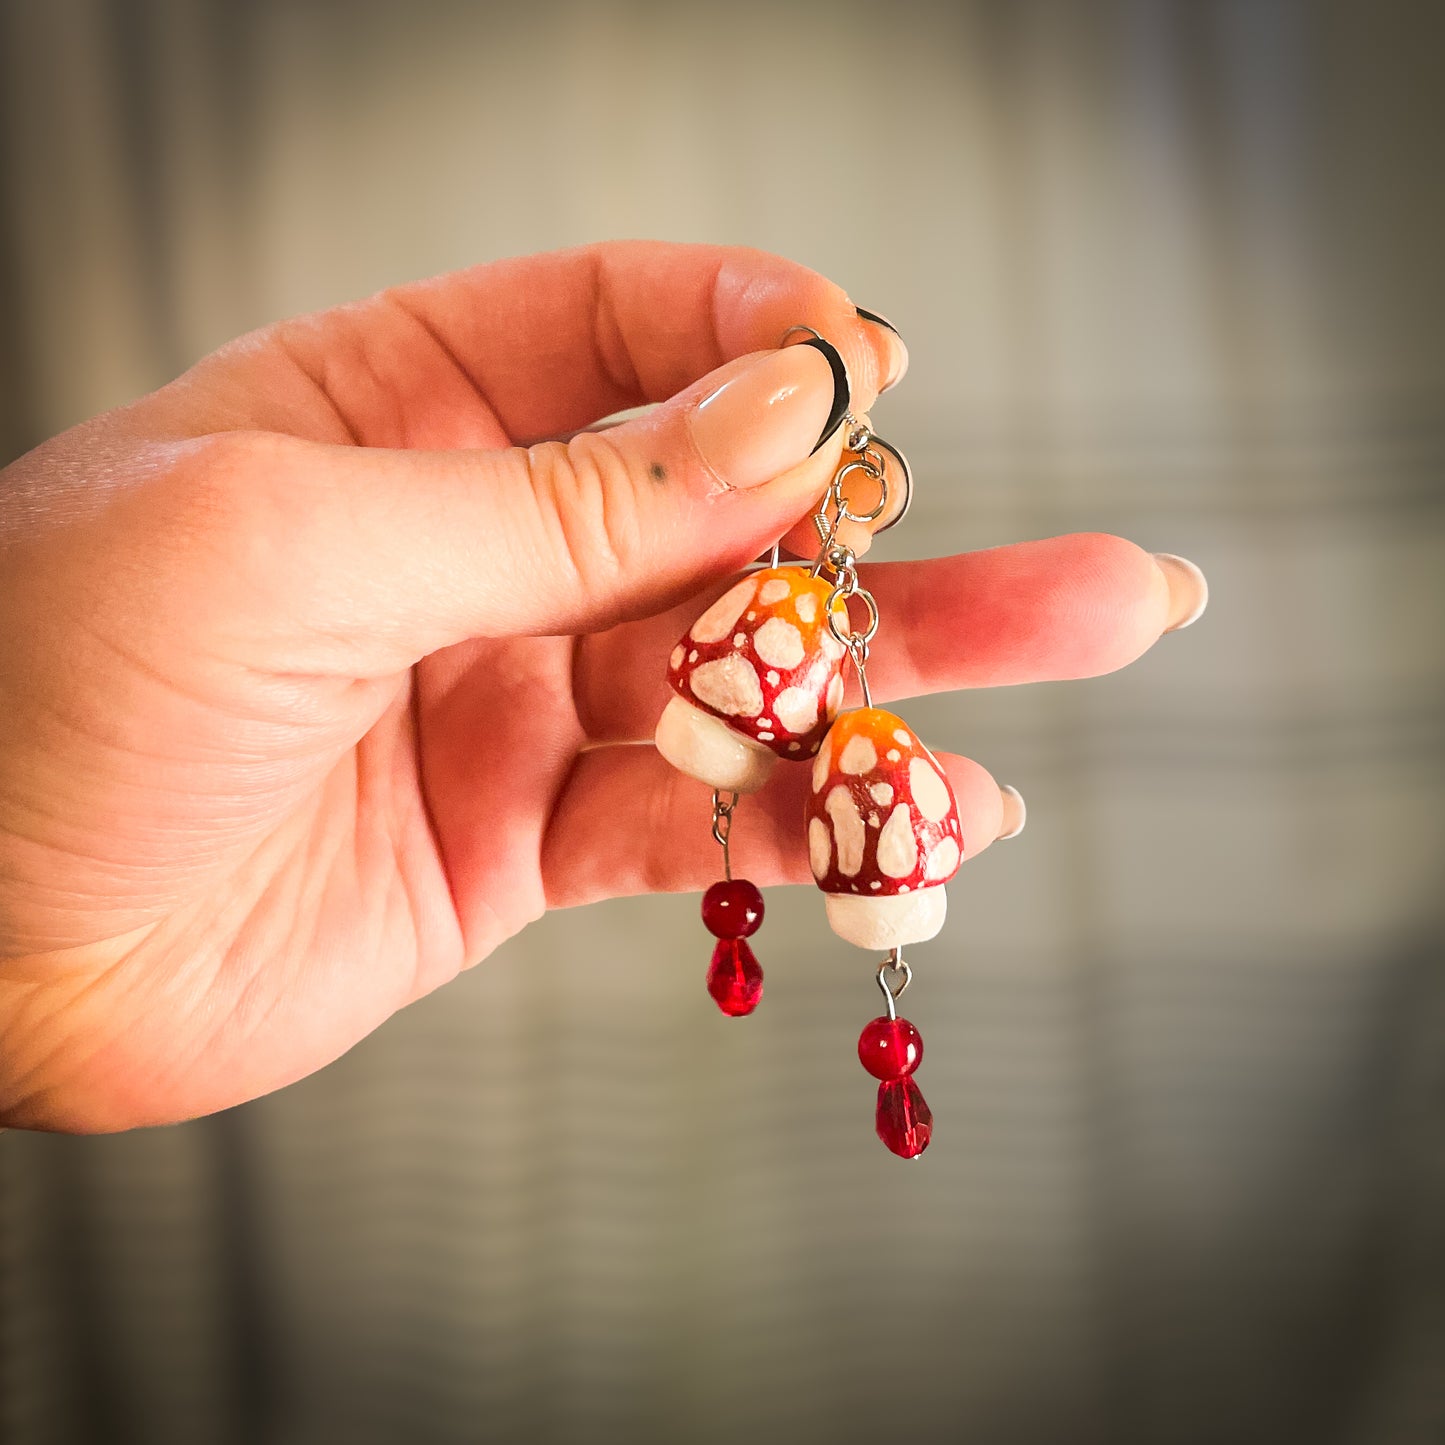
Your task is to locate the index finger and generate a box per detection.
[238,242,899,448]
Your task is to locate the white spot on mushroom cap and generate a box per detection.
[669,645,685,670]
[788,741,801,752]
[690,653,763,716]
[838,735,877,775]
[826,673,844,719]
[886,748,901,762]
[893,728,912,746]
[811,732,833,791]
[753,617,804,670]
[766,670,780,685]
[825,785,865,877]
[808,818,831,880]
[820,626,846,661]
[869,782,894,806]
[758,577,792,606]
[691,578,756,644]
[758,731,774,741]
[774,686,818,736]
[925,836,960,881]
[910,757,953,823]
[795,592,817,623]
[733,633,746,647]
[877,803,919,878]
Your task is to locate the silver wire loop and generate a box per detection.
[875,949,912,1021]
[711,790,739,880]
[848,636,873,708]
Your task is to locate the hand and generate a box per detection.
[0,242,1205,1131]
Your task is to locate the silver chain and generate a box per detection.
[809,414,886,709]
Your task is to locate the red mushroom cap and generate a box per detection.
[666,566,848,758]
[804,707,963,896]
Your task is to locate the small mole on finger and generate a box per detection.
[649,462,667,483]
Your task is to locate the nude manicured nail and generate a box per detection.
[690,346,842,490]
[997,785,1026,841]
[855,306,909,390]
[1153,553,1210,632]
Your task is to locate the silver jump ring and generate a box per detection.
[830,459,890,525]
[826,584,879,648]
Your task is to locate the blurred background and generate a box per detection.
[1,1,1442,1442]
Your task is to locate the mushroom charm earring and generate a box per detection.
[654,329,952,1158]
[652,327,854,1014]
[797,414,958,1158]
[656,562,851,1014]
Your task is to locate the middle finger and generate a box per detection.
[574,532,1196,742]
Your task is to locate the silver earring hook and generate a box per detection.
[868,435,913,534]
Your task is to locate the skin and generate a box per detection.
[0,242,1181,1132]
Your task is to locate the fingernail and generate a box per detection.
[855,306,909,391]
[997,785,1026,840]
[1152,553,1209,632]
[691,345,843,489]
[687,343,843,491]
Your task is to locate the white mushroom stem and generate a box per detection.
[654,695,776,794]
[825,886,947,950]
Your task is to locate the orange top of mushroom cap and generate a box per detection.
[804,707,963,896]
[666,567,848,758]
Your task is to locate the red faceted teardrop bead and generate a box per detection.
[876,1077,933,1158]
[707,937,764,1017]
[857,1016,923,1080]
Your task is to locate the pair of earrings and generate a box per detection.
[654,363,958,1159]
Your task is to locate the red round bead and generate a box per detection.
[857,1016,923,1080]
[701,879,764,938]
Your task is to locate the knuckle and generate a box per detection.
[527,433,647,603]
[148,431,307,574]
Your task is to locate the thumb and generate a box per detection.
[222,337,852,672]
